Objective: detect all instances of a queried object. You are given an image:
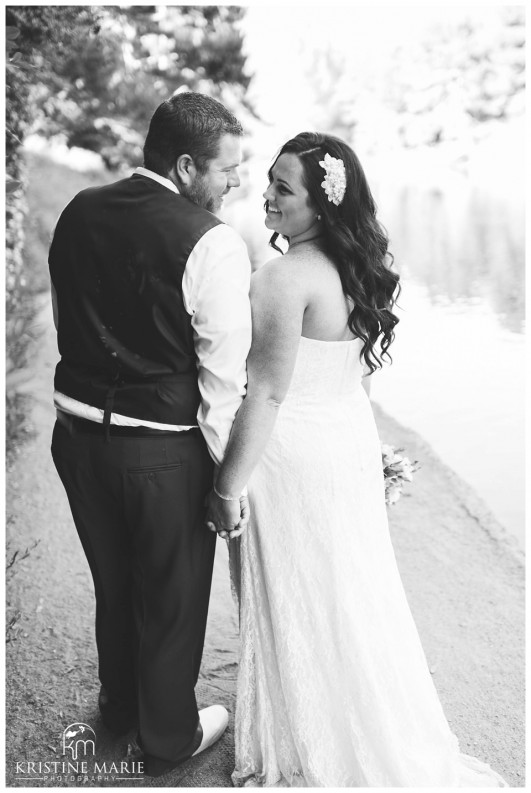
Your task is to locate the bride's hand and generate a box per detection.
[205,489,242,539]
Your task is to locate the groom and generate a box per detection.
[49,92,251,776]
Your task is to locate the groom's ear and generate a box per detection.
[174,154,197,187]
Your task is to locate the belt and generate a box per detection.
[56,410,195,437]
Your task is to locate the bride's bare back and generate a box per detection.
[289,244,355,341]
[259,242,356,343]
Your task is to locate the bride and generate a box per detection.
[206,132,507,787]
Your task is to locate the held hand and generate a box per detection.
[205,492,250,541]
[205,490,241,539]
[226,495,250,540]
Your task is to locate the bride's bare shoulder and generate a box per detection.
[250,257,311,309]
[252,256,299,288]
[252,253,315,292]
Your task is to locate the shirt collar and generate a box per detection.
[134,166,179,194]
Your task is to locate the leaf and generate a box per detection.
[6,27,20,40]
[6,179,22,194]
[10,52,22,64]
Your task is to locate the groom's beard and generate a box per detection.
[181,175,221,215]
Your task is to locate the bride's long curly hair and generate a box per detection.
[268,132,400,374]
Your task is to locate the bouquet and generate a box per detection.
[381,444,419,506]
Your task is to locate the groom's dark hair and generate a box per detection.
[143,92,243,176]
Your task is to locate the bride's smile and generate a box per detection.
[263,153,321,245]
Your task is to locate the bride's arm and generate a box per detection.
[207,259,306,529]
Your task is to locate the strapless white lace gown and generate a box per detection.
[230,336,507,787]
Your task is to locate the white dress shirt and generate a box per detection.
[54,167,252,466]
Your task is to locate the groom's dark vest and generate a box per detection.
[49,174,222,426]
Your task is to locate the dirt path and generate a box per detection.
[6,296,524,787]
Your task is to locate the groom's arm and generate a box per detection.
[182,223,252,468]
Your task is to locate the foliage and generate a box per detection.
[5,5,251,399]
[301,7,524,155]
[304,48,357,143]
[128,6,250,91]
[383,7,525,149]
[5,5,251,171]
[5,7,104,372]
[5,6,101,177]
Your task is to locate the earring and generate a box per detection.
[317,214,322,221]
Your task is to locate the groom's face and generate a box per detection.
[185,134,242,214]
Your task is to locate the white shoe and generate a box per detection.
[191,705,229,757]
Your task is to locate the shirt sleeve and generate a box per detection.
[182,223,252,466]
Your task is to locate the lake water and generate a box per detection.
[363,169,525,549]
[370,277,525,548]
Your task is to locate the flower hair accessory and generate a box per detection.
[319,153,346,206]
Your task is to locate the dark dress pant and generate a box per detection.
[51,417,216,772]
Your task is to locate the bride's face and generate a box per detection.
[263,154,318,242]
